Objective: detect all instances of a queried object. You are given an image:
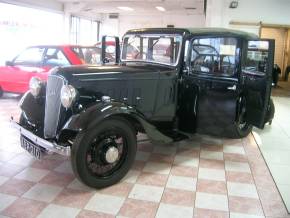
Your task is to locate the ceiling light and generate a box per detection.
[117,7,134,11]
[156,6,166,12]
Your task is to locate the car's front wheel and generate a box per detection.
[71,117,137,189]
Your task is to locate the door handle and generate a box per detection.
[227,85,237,91]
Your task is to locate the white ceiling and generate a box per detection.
[61,0,204,17]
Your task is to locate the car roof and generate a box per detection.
[125,27,258,40]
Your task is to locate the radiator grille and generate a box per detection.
[44,75,65,138]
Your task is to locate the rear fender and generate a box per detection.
[61,101,172,144]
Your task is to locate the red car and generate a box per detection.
[0,45,101,97]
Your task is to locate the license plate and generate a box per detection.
[20,136,43,159]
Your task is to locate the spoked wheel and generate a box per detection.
[71,118,136,189]
[228,98,252,138]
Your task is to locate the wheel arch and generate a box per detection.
[60,102,173,144]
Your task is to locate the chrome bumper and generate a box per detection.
[11,119,71,156]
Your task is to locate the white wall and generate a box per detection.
[101,14,206,38]
[206,0,290,29]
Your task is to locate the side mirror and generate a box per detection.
[101,35,120,64]
[5,61,13,66]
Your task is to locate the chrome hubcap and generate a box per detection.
[105,146,119,163]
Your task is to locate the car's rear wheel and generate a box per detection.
[71,117,137,189]
[227,98,252,138]
[0,87,3,98]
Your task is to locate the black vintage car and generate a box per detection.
[12,28,275,188]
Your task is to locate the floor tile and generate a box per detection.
[0,151,17,162]
[224,153,248,163]
[118,198,158,218]
[197,179,227,195]
[39,171,75,187]
[121,170,140,183]
[2,198,47,218]
[23,183,63,202]
[223,146,245,155]
[226,172,254,184]
[37,204,80,218]
[0,193,17,211]
[14,167,49,182]
[53,188,94,209]
[194,208,229,218]
[0,178,35,196]
[170,165,198,177]
[176,148,200,157]
[155,203,194,218]
[199,159,225,170]
[200,150,223,161]
[173,155,199,167]
[166,175,196,191]
[153,145,177,155]
[195,192,228,212]
[227,182,259,199]
[267,164,290,185]
[0,163,25,177]
[7,152,35,166]
[67,179,94,192]
[77,210,114,218]
[228,196,264,216]
[98,182,133,197]
[85,193,125,215]
[198,168,226,181]
[225,161,251,173]
[161,188,195,207]
[128,184,164,202]
[143,162,171,175]
[149,153,174,163]
[53,161,73,174]
[135,151,150,162]
[230,212,265,218]
[137,172,168,187]
[32,159,63,171]
[0,176,9,186]
[277,184,290,212]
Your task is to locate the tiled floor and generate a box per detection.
[253,81,290,212]
[0,93,289,218]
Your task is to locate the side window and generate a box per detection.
[190,37,238,76]
[44,48,70,67]
[14,47,45,65]
[245,41,269,73]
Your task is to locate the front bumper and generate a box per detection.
[11,119,71,156]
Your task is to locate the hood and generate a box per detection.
[54,64,174,83]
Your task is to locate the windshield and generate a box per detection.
[121,34,183,66]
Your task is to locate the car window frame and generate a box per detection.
[187,35,241,79]
[12,46,46,67]
[43,47,72,67]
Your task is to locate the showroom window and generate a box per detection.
[190,37,238,76]
[0,3,64,65]
[70,16,100,45]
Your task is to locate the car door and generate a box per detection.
[1,47,46,93]
[241,39,275,128]
[180,36,241,136]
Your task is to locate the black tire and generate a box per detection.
[227,98,253,139]
[265,98,275,125]
[0,87,3,98]
[71,117,137,189]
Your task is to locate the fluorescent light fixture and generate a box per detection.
[156,6,166,11]
[117,6,134,11]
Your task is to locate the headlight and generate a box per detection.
[60,85,77,108]
[29,77,42,97]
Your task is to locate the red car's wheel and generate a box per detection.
[0,87,3,98]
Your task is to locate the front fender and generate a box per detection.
[62,101,172,144]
